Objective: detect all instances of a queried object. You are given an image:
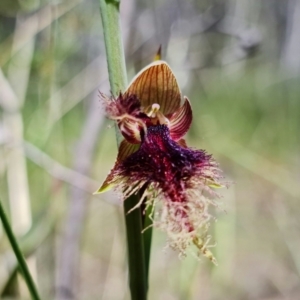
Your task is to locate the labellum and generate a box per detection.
[96,61,225,264]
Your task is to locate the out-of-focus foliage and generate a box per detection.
[0,0,300,299]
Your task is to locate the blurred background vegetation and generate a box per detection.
[0,0,300,299]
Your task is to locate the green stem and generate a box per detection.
[0,199,41,300]
[124,196,148,300]
[99,0,127,145]
[98,1,149,299]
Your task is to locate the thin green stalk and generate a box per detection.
[98,1,149,299]
[0,199,41,300]
[99,0,127,145]
[124,196,147,300]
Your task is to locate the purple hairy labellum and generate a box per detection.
[96,61,226,264]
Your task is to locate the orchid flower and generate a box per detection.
[96,61,224,263]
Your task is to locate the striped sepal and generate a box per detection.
[124,61,181,116]
[94,140,139,193]
[169,97,192,141]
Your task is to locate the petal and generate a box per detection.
[94,140,139,194]
[117,117,144,144]
[177,138,188,148]
[117,139,140,162]
[124,61,181,116]
[94,163,119,193]
[169,97,192,141]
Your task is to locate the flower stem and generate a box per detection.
[124,195,148,300]
[99,0,127,145]
[98,1,149,299]
[0,199,41,300]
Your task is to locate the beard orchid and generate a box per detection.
[96,61,224,264]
